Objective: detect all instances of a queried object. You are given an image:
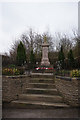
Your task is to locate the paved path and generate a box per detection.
[2,108,79,118]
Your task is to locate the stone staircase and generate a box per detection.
[11,74,69,108]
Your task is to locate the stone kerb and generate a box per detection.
[55,76,80,107]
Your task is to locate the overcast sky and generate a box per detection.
[0,1,78,54]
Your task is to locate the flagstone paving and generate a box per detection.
[2,108,79,118]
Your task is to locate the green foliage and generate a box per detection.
[30,50,36,68]
[8,64,16,68]
[56,69,80,77]
[2,68,20,76]
[18,67,25,75]
[68,49,74,69]
[2,66,25,75]
[58,46,65,68]
[70,69,80,77]
[55,69,70,76]
[16,41,26,66]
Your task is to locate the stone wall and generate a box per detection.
[2,75,30,102]
[55,76,80,107]
[2,74,80,107]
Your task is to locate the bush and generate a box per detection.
[8,64,16,68]
[30,50,36,69]
[68,49,74,69]
[2,68,20,76]
[58,46,65,69]
[55,70,70,76]
[70,69,80,77]
[17,67,25,75]
[16,41,26,66]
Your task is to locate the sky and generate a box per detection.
[0,0,78,54]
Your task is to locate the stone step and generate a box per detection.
[25,88,59,95]
[11,100,69,109]
[28,83,56,89]
[30,77,54,80]
[29,78,54,83]
[31,74,54,78]
[19,94,63,103]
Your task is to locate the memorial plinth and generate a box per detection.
[41,37,50,66]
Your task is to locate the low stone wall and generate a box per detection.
[2,75,30,102]
[55,76,80,107]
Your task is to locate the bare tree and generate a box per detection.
[9,28,55,64]
[72,30,80,57]
[21,29,54,63]
[9,40,20,64]
[56,33,73,57]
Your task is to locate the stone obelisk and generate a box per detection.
[41,35,50,66]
